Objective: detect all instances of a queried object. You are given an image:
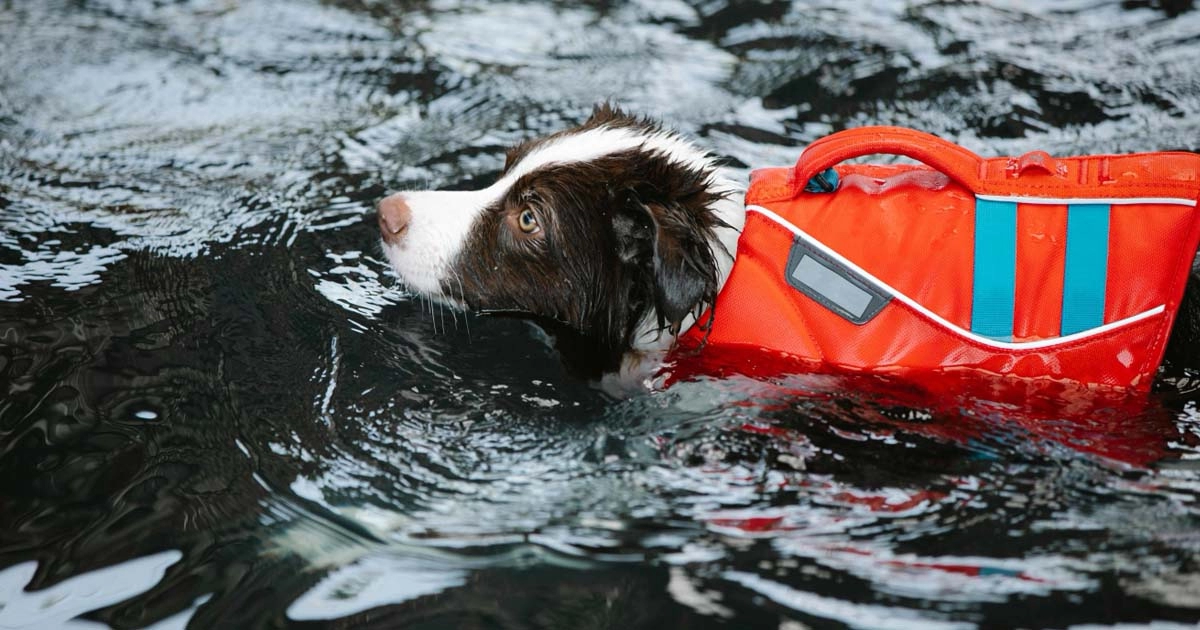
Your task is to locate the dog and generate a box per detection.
[377,105,1200,386]
[376,104,745,379]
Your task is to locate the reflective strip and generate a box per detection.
[971,199,1017,340]
[975,193,1197,207]
[1061,204,1110,335]
[745,205,1166,351]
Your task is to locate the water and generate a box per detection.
[3,0,1200,627]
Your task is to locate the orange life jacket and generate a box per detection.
[682,126,1200,390]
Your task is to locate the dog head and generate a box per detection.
[377,105,744,377]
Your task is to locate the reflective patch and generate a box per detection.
[786,239,891,325]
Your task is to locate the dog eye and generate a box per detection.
[517,209,540,234]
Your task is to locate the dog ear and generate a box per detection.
[611,203,655,265]
[637,200,721,336]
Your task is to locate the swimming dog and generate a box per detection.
[377,105,1200,384]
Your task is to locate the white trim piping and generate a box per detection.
[745,205,1167,351]
[974,193,1197,207]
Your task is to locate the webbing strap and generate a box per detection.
[971,199,1017,340]
[1061,204,1110,335]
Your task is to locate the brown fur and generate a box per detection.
[447,106,731,376]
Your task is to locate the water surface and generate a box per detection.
[3,1,1200,627]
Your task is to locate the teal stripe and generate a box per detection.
[971,199,1017,340]
[1061,204,1110,335]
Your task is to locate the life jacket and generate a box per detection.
[682,126,1200,390]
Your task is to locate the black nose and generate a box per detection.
[377,194,411,243]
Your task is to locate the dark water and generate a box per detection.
[3,1,1200,628]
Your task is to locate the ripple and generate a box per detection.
[5,0,1200,627]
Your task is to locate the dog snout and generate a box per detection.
[377,193,412,243]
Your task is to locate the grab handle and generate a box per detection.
[791,126,985,195]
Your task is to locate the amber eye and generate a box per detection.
[517,208,540,234]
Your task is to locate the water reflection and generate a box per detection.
[3,0,1200,627]
[0,551,182,629]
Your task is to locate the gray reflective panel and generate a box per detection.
[791,255,873,319]
[784,238,891,325]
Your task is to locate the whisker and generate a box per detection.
[446,288,460,331]
[424,295,437,335]
[456,272,471,342]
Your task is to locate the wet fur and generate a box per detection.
[448,106,732,376]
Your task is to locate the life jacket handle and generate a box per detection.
[790,126,984,195]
